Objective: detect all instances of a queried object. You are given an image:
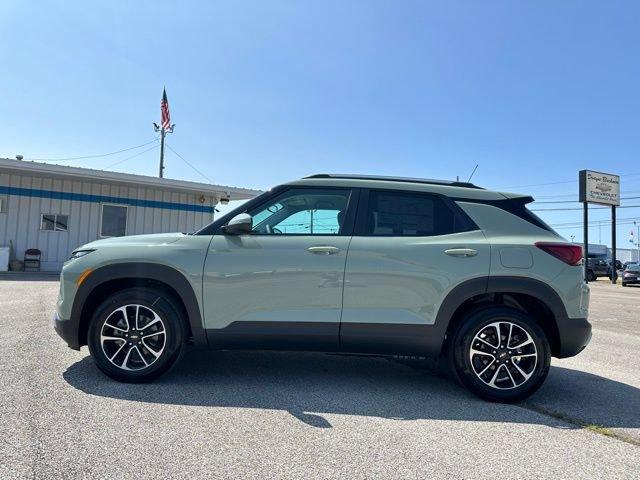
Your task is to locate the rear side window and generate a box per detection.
[363,190,472,236]
[498,199,556,233]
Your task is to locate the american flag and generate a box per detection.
[161,88,171,130]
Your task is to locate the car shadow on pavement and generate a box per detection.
[63,350,640,430]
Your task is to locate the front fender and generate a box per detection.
[70,263,207,348]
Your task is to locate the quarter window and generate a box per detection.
[40,214,68,232]
[100,204,128,237]
[364,191,464,236]
[249,188,351,235]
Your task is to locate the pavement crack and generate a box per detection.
[521,403,640,447]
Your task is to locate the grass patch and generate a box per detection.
[522,403,640,447]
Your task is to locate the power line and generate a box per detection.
[533,187,640,199]
[493,172,640,190]
[553,221,640,230]
[104,144,160,169]
[534,196,640,204]
[549,216,640,227]
[25,139,159,162]
[532,204,640,212]
[164,143,214,184]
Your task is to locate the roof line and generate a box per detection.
[0,157,261,199]
[304,173,482,189]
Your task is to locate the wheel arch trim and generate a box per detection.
[434,275,570,355]
[70,262,207,348]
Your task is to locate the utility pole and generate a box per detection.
[598,221,602,244]
[159,128,166,178]
[310,209,314,234]
[633,221,640,263]
[153,123,174,178]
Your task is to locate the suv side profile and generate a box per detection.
[54,174,591,402]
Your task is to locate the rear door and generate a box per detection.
[340,188,490,354]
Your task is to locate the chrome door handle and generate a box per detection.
[307,246,340,255]
[445,248,478,257]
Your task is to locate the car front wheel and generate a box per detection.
[450,307,551,403]
[87,288,186,382]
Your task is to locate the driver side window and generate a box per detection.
[248,188,351,235]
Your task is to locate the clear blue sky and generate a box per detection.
[1,1,639,249]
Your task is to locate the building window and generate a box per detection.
[0,196,6,213]
[100,204,128,237]
[40,214,68,232]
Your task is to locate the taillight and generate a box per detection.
[535,242,583,266]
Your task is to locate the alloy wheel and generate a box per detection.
[468,321,538,390]
[100,304,167,371]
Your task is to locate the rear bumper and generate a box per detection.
[53,311,81,351]
[556,317,592,358]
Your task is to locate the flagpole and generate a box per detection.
[158,128,166,178]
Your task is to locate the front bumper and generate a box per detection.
[622,275,640,284]
[556,317,592,358]
[53,311,81,351]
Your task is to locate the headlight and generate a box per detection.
[69,249,95,260]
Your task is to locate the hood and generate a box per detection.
[78,232,185,250]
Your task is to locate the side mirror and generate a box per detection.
[222,213,253,235]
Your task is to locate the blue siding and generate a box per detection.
[0,185,215,213]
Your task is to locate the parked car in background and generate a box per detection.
[622,264,640,287]
[585,258,610,281]
[53,174,591,403]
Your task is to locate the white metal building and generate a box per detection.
[0,158,260,271]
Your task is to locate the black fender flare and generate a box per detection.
[430,276,569,355]
[71,263,207,348]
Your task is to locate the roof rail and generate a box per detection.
[304,174,482,189]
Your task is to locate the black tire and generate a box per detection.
[449,307,551,403]
[87,288,186,382]
[622,282,627,287]
[586,270,596,282]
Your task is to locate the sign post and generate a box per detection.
[579,170,620,284]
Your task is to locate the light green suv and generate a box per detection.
[54,174,591,402]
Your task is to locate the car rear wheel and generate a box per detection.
[586,270,596,282]
[87,288,186,382]
[450,307,551,403]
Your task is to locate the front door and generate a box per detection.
[203,186,356,351]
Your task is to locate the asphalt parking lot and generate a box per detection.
[0,276,638,479]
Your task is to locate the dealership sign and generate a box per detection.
[579,170,620,206]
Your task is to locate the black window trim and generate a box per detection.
[196,187,282,235]
[207,185,360,237]
[353,188,478,237]
[451,196,554,233]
